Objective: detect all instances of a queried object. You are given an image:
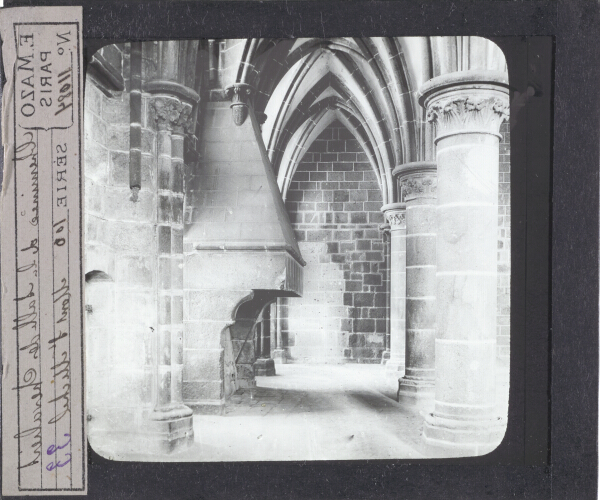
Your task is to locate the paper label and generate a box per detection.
[1,7,86,495]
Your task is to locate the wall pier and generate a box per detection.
[145,87,198,451]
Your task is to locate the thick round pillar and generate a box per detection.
[381,203,407,375]
[393,162,437,408]
[419,71,509,456]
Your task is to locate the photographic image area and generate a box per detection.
[83,37,510,461]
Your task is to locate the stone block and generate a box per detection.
[185,290,252,321]
[307,230,332,242]
[183,348,224,382]
[85,179,104,215]
[106,125,130,151]
[434,338,496,408]
[107,221,155,253]
[436,205,497,273]
[353,318,375,333]
[436,274,496,342]
[375,319,387,333]
[350,213,368,224]
[183,380,223,402]
[85,84,103,116]
[109,151,130,186]
[184,321,226,350]
[310,171,327,181]
[171,258,183,289]
[354,293,374,307]
[406,234,436,267]
[141,128,155,152]
[84,140,109,183]
[369,212,385,224]
[406,297,436,330]
[236,363,255,382]
[114,255,153,287]
[102,93,130,124]
[85,113,108,147]
[406,266,436,297]
[436,144,498,206]
[345,171,364,182]
[103,188,155,223]
[357,240,371,251]
[253,358,276,376]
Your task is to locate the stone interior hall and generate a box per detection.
[84,36,511,461]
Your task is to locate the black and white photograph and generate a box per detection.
[83,36,512,462]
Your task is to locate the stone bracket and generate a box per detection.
[225,83,253,126]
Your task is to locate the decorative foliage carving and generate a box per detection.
[225,83,253,126]
[426,95,509,136]
[151,97,195,134]
[400,175,437,201]
[384,210,406,228]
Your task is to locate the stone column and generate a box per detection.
[380,203,407,375]
[379,223,391,364]
[394,162,437,408]
[148,95,194,448]
[254,304,276,376]
[271,299,287,364]
[419,71,509,455]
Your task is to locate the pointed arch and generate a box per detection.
[227,36,507,203]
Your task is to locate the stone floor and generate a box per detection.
[173,363,430,461]
[94,362,509,462]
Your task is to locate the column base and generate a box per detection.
[254,357,276,376]
[272,348,288,364]
[422,411,506,457]
[237,378,257,389]
[146,405,194,454]
[149,403,193,421]
[188,400,226,415]
[381,350,391,365]
[384,356,405,374]
[397,377,435,410]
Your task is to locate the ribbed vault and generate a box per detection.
[230,36,507,205]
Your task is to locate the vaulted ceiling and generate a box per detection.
[222,36,507,204]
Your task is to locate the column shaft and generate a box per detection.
[380,224,391,364]
[381,203,406,374]
[150,95,193,424]
[253,304,276,376]
[419,71,509,456]
[394,163,437,407]
[273,298,287,364]
[156,125,174,410]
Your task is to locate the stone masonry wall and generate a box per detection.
[497,121,511,360]
[281,120,510,364]
[84,63,157,439]
[282,121,387,363]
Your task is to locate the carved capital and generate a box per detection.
[425,95,509,137]
[381,203,406,230]
[385,210,406,228]
[225,83,253,126]
[151,96,195,134]
[419,71,510,140]
[392,162,438,203]
[399,175,437,202]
